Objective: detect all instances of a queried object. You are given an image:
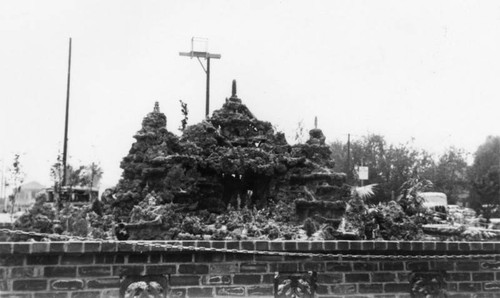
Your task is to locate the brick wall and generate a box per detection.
[1,240,500,298]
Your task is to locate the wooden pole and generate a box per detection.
[206,57,210,118]
[62,38,72,187]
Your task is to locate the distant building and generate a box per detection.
[4,181,45,212]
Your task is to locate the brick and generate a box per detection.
[50,279,84,290]
[481,261,500,270]
[406,261,429,271]
[60,254,93,265]
[197,241,211,248]
[345,273,370,282]
[26,255,57,265]
[113,265,144,276]
[100,242,117,252]
[270,262,299,272]
[0,243,12,254]
[78,265,112,276]
[338,241,349,250]
[411,242,423,251]
[482,243,495,251]
[117,242,134,252]
[423,242,436,251]
[436,242,447,251]
[262,274,275,283]
[458,282,482,292]
[469,242,482,252]
[202,275,231,285]
[353,262,378,271]
[484,282,500,291]
[297,241,310,251]
[101,289,120,298]
[34,292,68,298]
[87,278,120,288]
[398,242,412,251]
[374,241,387,250]
[49,242,65,253]
[302,262,325,272]
[13,279,47,291]
[163,252,192,262]
[247,285,273,296]
[226,253,254,262]
[317,273,343,284]
[386,241,399,251]
[83,242,100,252]
[128,253,148,263]
[359,283,383,293]
[331,284,356,294]
[0,294,31,298]
[216,286,245,296]
[270,241,284,251]
[241,241,255,251]
[187,287,213,297]
[195,253,224,262]
[45,266,76,277]
[472,272,494,281]
[170,288,187,298]
[283,241,296,251]
[240,263,267,273]
[66,242,83,253]
[372,272,397,282]
[13,243,30,254]
[178,264,209,274]
[323,241,336,251]
[31,242,49,253]
[225,241,240,250]
[209,264,238,274]
[0,255,24,266]
[384,283,409,293]
[149,253,161,263]
[0,280,7,292]
[475,293,500,298]
[448,242,459,251]
[430,261,454,271]
[316,284,329,294]
[456,261,480,271]
[10,267,42,278]
[311,241,324,251]
[233,274,261,284]
[146,265,176,275]
[211,241,225,249]
[255,254,284,262]
[256,241,269,251]
[326,262,351,271]
[459,242,471,251]
[381,262,404,271]
[170,275,200,286]
[70,291,101,298]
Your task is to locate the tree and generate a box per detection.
[6,154,25,216]
[79,163,103,200]
[468,136,500,219]
[432,147,469,204]
[330,134,437,203]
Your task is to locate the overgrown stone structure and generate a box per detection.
[103,80,351,241]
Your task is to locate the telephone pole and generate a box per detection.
[62,38,72,187]
[180,37,221,118]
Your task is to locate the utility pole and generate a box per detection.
[180,37,221,118]
[62,38,72,187]
[347,133,351,182]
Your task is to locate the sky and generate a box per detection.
[1,0,499,190]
